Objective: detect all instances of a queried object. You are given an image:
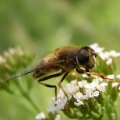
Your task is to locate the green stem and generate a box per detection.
[16,79,40,113]
[105,98,118,120]
[22,91,40,112]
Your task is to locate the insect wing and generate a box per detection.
[5,58,66,81]
[5,67,34,81]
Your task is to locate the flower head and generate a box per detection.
[55,114,61,120]
[90,43,120,66]
[48,77,108,113]
[112,82,119,88]
[35,112,46,120]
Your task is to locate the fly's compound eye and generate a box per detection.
[76,49,89,65]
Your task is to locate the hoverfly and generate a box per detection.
[5,46,110,100]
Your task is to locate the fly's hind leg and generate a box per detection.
[38,70,65,101]
[38,82,57,100]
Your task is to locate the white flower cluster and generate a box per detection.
[107,74,120,88]
[0,47,24,65]
[90,43,120,65]
[35,112,62,120]
[35,112,46,120]
[3,46,24,58]
[0,55,6,65]
[54,114,62,120]
[48,78,108,113]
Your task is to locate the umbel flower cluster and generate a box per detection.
[36,43,120,120]
[0,44,120,120]
[0,46,33,81]
[0,47,39,112]
[45,75,120,120]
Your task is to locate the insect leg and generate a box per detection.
[76,69,113,80]
[76,68,85,74]
[58,72,69,98]
[76,68,91,77]
[38,82,57,100]
[85,72,113,80]
[38,70,65,100]
[38,70,65,82]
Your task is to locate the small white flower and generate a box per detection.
[65,80,79,94]
[78,80,87,88]
[57,90,65,99]
[48,96,67,113]
[71,80,78,85]
[0,55,6,64]
[48,98,56,113]
[111,113,116,120]
[106,58,112,65]
[35,112,46,120]
[95,47,104,54]
[85,79,107,93]
[99,52,110,60]
[97,83,108,92]
[73,92,83,100]
[116,74,120,80]
[118,87,120,91]
[84,83,94,92]
[90,43,99,49]
[3,51,10,58]
[64,80,79,99]
[55,96,67,110]
[90,79,99,90]
[9,48,16,55]
[109,50,120,57]
[82,74,89,78]
[90,43,104,53]
[97,77,103,82]
[55,114,61,120]
[107,75,114,79]
[83,89,99,100]
[92,91,100,97]
[84,80,99,93]
[74,99,84,106]
[112,82,119,88]
[73,92,84,106]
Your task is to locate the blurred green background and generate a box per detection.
[0,0,120,120]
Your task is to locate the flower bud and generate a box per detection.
[95,92,105,106]
[88,98,100,113]
[110,87,118,101]
[79,103,89,115]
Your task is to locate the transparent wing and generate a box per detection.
[5,67,34,81]
[5,59,66,82]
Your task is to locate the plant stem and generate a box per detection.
[22,91,40,112]
[16,78,40,112]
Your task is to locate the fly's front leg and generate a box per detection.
[76,68,88,80]
[85,72,113,80]
[76,69,113,81]
[76,68,86,74]
[38,70,65,100]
